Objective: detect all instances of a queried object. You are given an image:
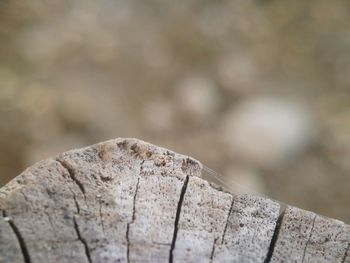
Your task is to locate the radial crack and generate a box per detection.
[56,164,82,214]
[210,238,218,262]
[263,204,287,263]
[73,193,81,214]
[169,175,189,263]
[126,224,131,263]
[3,211,31,263]
[73,216,92,263]
[126,177,140,263]
[301,214,317,263]
[221,199,234,245]
[57,159,86,201]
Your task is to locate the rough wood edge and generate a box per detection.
[0,138,349,263]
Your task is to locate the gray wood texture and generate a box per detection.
[0,138,349,262]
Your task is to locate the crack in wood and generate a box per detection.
[126,224,131,263]
[57,159,87,201]
[56,162,82,214]
[73,193,81,214]
[73,215,92,263]
[301,214,317,263]
[263,204,287,263]
[169,175,189,263]
[341,242,350,263]
[210,238,218,263]
[2,210,31,263]
[221,199,234,245]
[126,177,140,263]
[20,191,29,203]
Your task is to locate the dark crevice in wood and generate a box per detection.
[301,214,317,263]
[126,224,131,263]
[221,199,234,245]
[169,175,189,263]
[131,178,140,223]
[57,159,87,201]
[263,204,287,263]
[56,163,82,214]
[210,238,218,262]
[341,242,350,263]
[126,177,140,263]
[73,193,81,214]
[2,210,31,263]
[20,191,29,203]
[73,216,92,263]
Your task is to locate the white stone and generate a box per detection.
[176,75,221,120]
[222,97,314,169]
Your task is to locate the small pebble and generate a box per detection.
[222,96,314,169]
[176,75,221,120]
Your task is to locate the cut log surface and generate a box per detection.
[0,138,349,263]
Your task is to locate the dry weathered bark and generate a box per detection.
[0,138,349,263]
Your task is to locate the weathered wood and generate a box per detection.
[0,138,349,262]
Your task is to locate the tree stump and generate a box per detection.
[0,138,349,263]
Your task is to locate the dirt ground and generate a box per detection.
[1,0,350,223]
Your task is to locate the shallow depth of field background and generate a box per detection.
[1,1,350,222]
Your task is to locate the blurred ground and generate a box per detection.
[0,0,350,222]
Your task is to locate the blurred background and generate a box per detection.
[1,0,350,222]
